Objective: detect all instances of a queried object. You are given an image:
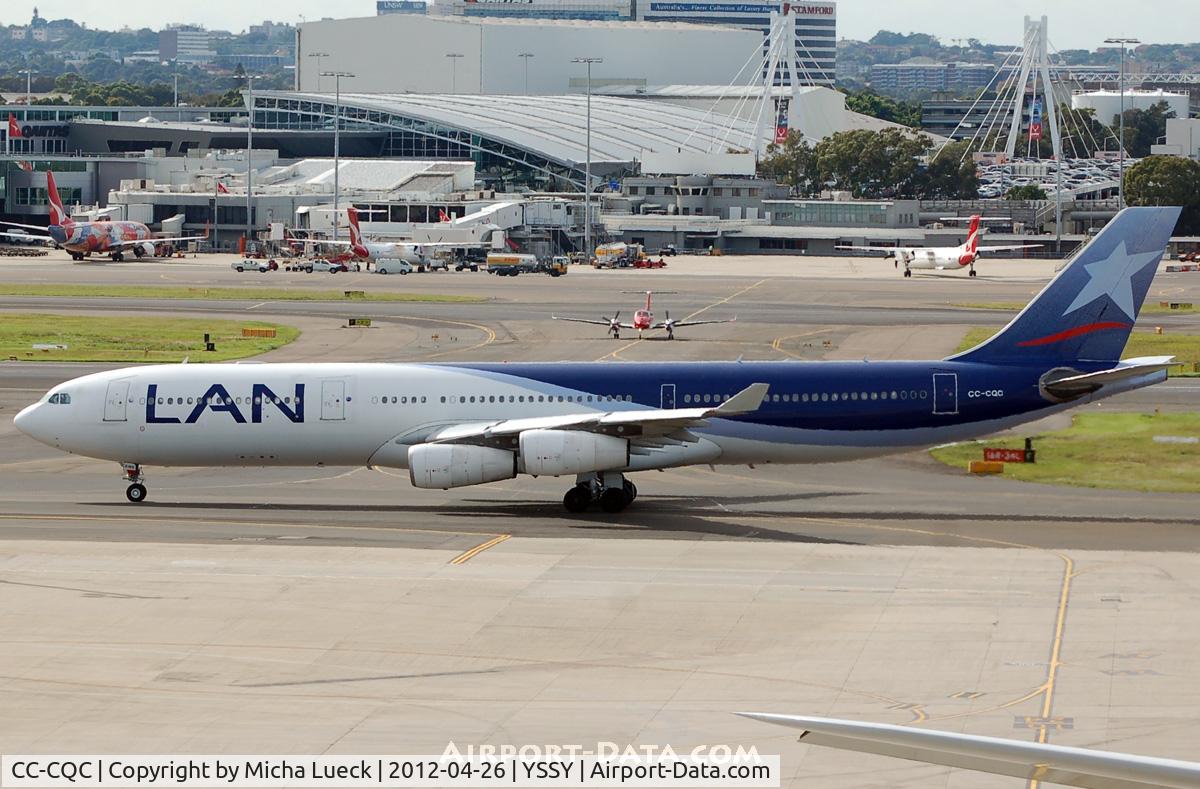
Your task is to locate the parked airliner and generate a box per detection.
[1,172,205,261]
[838,215,1042,277]
[299,207,467,267]
[13,207,1179,513]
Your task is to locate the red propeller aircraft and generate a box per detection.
[553,291,735,340]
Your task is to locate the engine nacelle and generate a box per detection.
[407,443,516,489]
[134,241,156,258]
[520,430,628,476]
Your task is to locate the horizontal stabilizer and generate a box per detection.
[738,713,1200,789]
[1042,356,1177,399]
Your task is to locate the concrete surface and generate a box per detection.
[0,247,1198,787]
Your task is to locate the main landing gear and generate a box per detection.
[110,251,125,262]
[122,463,147,503]
[563,472,637,514]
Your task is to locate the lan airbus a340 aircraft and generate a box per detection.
[2,172,205,261]
[837,215,1042,277]
[14,207,1179,513]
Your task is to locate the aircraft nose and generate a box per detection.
[13,402,52,445]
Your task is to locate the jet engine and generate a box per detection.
[133,241,157,258]
[407,443,516,489]
[520,430,628,476]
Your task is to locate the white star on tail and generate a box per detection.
[1063,241,1163,321]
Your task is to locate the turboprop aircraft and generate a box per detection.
[553,291,736,339]
[13,207,1180,513]
[837,215,1042,277]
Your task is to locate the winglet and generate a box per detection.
[715,383,769,415]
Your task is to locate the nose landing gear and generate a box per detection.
[122,463,147,503]
[562,472,637,514]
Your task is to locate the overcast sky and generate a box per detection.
[5,0,1197,50]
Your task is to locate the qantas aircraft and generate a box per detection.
[1,172,205,261]
[553,291,736,340]
[741,713,1200,788]
[837,215,1042,277]
[13,207,1179,513]
[299,207,465,267]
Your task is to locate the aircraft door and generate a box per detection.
[660,383,676,409]
[321,380,346,421]
[932,373,958,415]
[103,380,129,422]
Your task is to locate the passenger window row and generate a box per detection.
[682,390,928,405]
[138,395,299,406]
[436,394,632,405]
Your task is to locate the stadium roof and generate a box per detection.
[256,91,763,173]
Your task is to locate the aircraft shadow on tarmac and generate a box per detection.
[87,494,860,544]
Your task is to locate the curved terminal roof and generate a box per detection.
[258,91,763,169]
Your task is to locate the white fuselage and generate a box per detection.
[14,361,1138,481]
[895,246,973,271]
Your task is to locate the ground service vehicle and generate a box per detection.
[487,253,538,276]
[231,259,277,272]
[376,259,413,275]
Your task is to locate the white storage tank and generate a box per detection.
[1071,89,1190,124]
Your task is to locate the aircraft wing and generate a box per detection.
[737,713,1200,789]
[835,245,898,254]
[0,220,52,232]
[425,383,769,445]
[655,316,736,329]
[552,316,632,329]
[976,244,1044,253]
[115,234,208,247]
[295,238,354,247]
[1,230,51,240]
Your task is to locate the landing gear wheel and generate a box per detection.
[599,487,630,513]
[126,483,147,503]
[112,252,124,262]
[624,481,637,501]
[969,268,977,277]
[563,485,592,513]
[71,252,84,261]
[903,269,912,278]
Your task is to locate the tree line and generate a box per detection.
[758,128,978,200]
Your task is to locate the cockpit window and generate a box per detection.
[47,393,71,405]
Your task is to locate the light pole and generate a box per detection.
[243,74,262,248]
[18,69,35,106]
[571,57,602,264]
[518,52,534,94]
[321,71,355,241]
[307,51,329,91]
[1105,37,1140,209]
[445,53,464,94]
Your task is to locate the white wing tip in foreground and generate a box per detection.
[736,713,1200,789]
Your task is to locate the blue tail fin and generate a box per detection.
[951,206,1180,366]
